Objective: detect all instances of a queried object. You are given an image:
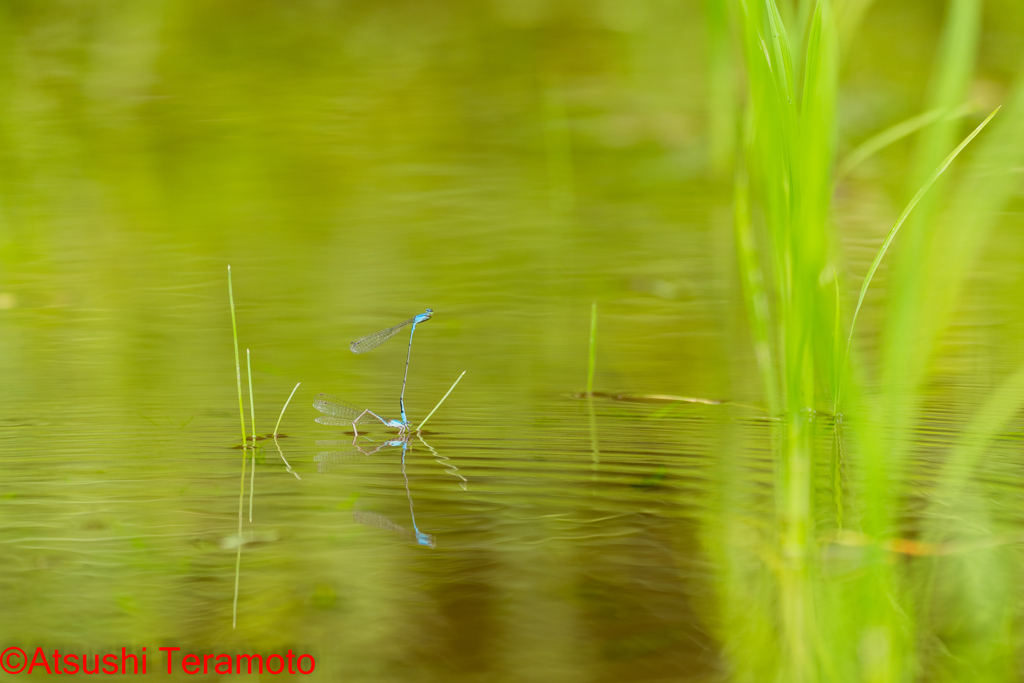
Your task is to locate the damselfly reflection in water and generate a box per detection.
[354,510,435,549]
[315,435,439,548]
[349,309,433,425]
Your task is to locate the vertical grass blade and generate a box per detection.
[246,349,256,523]
[228,266,248,448]
[880,0,981,417]
[906,0,981,194]
[911,61,1024,388]
[764,0,796,104]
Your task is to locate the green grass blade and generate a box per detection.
[901,0,981,198]
[915,63,1024,360]
[228,266,248,448]
[764,0,796,104]
[417,371,467,431]
[879,0,982,405]
[842,107,999,387]
[247,348,256,523]
[272,382,302,478]
[836,108,946,180]
[274,382,301,436]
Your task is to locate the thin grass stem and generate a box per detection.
[417,371,466,431]
[838,106,999,407]
[836,108,945,180]
[228,266,248,447]
[272,382,302,481]
[247,349,256,523]
[274,382,301,436]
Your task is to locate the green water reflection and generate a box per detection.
[1,1,1024,681]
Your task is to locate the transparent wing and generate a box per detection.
[314,415,351,426]
[313,393,360,419]
[314,451,368,473]
[353,510,412,537]
[349,316,416,354]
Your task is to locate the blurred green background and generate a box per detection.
[1,1,1024,681]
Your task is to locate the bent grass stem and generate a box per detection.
[274,382,302,480]
[274,382,301,436]
[417,371,467,431]
[838,107,999,409]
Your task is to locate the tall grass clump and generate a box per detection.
[709,0,1024,680]
[723,2,839,679]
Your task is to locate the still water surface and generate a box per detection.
[2,2,1024,681]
